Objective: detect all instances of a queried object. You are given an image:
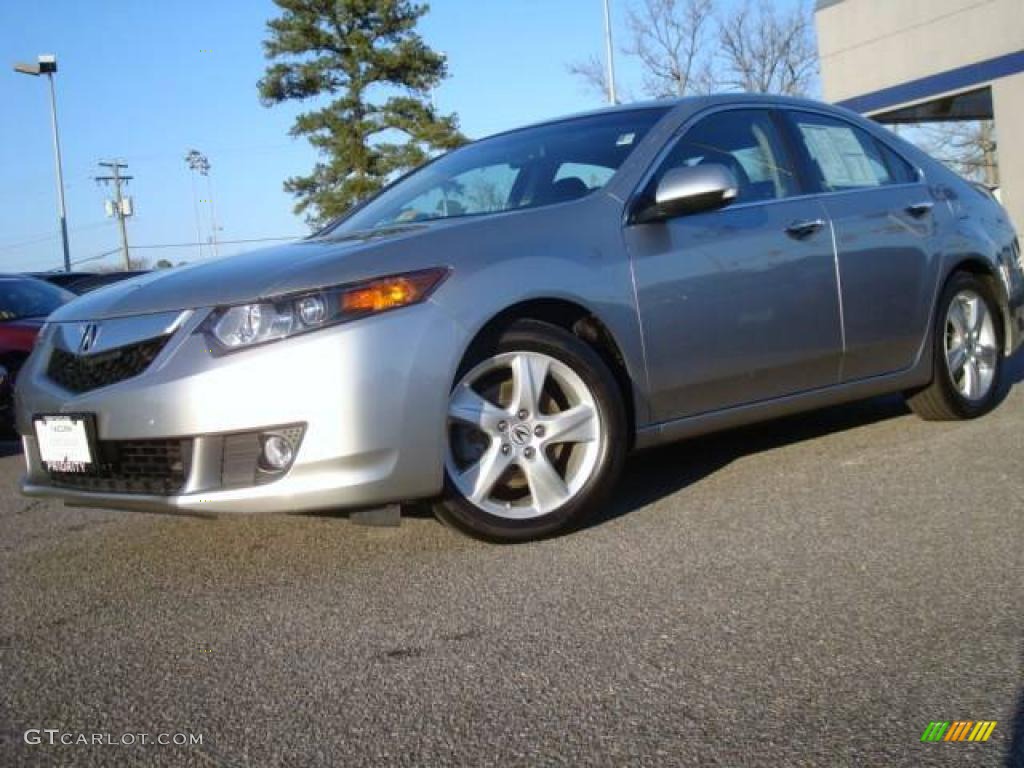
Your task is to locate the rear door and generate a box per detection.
[624,108,843,422]
[780,109,940,381]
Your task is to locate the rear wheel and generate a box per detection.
[906,272,1004,420]
[436,320,626,542]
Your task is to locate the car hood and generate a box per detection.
[49,226,433,322]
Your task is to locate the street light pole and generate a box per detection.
[13,54,71,272]
[603,0,618,105]
[45,70,71,273]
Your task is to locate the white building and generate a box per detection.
[815,0,1024,228]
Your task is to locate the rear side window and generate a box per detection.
[789,112,916,191]
[653,109,799,204]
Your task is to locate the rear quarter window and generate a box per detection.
[876,141,919,184]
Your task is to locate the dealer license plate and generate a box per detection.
[34,415,94,473]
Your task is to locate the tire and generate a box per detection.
[906,271,1004,421]
[435,319,627,543]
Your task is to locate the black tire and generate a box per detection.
[435,319,627,543]
[906,271,1004,421]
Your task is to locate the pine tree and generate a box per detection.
[259,0,466,227]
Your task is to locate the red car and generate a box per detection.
[0,275,74,432]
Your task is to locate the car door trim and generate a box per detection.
[827,214,848,375]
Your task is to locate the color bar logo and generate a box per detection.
[921,721,997,742]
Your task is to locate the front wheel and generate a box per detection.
[906,271,1004,421]
[436,320,627,543]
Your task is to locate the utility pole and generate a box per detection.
[603,0,618,105]
[95,160,133,269]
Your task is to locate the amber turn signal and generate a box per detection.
[341,269,448,314]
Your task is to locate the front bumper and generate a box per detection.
[17,303,463,514]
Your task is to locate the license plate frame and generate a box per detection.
[33,413,97,473]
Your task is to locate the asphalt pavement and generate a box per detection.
[1,355,1022,767]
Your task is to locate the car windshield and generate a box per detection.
[323,108,670,235]
[0,278,74,321]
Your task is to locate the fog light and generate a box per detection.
[261,434,294,470]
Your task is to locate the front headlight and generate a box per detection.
[202,267,449,352]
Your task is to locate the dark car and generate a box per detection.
[0,276,74,431]
[29,270,148,295]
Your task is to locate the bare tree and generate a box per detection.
[466,178,507,213]
[624,0,716,98]
[568,0,818,103]
[914,121,998,187]
[717,0,818,96]
[567,54,612,101]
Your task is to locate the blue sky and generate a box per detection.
[1,0,797,272]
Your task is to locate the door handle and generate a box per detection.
[785,218,826,238]
[906,200,935,217]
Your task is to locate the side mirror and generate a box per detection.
[634,164,739,224]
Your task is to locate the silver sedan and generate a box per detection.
[16,95,1024,541]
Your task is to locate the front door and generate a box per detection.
[625,108,844,423]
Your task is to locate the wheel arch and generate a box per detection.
[943,256,1014,354]
[455,298,639,446]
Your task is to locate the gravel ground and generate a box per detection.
[1,354,1021,767]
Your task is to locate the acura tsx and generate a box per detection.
[16,95,1024,541]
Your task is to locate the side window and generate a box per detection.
[877,140,919,184]
[653,109,799,204]
[789,112,916,191]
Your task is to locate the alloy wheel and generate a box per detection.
[944,289,998,402]
[445,351,604,520]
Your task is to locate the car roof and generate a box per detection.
[563,92,829,117]
[477,93,848,143]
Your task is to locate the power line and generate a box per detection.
[0,232,63,252]
[0,221,118,253]
[70,248,121,267]
[71,235,300,266]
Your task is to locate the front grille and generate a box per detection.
[47,438,191,495]
[47,336,169,394]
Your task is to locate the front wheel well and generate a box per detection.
[461,299,637,444]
